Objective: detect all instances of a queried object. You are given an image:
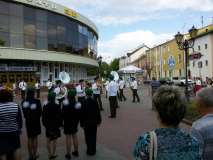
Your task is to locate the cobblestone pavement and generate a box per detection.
[13,85,192,160]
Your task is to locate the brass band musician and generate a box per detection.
[54,80,65,108]
[92,78,104,111]
[76,79,86,103]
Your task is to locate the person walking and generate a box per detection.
[92,78,104,111]
[19,79,27,100]
[190,88,213,159]
[22,87,42,160]
[76,79,85,103]
[118,77,126,101]
[61,90,81,159]
[35,80,40,98]
[80,89,102,155]
[13,81,16,96]
[195,77,201,95]
[0,89,23,160]
[104,78,109,98]
[149,77,161,110]
[131,77,140,102]
[132,86,201,160]
[207,78,212,88]
[42,92,62,159]
[107,75,118,118]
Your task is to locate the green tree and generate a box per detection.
[110,58,120,71]
[87,61,111,77]
[0,21,6,46]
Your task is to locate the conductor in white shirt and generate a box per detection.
[118,77,126,101]
[76,79,86,103]
[19,79,27,100]
[131,77,140,102]
[107,74,118,118]
[35,80,41,98]
[92,78,104,111]
[104,78,109,98]
[46,79,52,93]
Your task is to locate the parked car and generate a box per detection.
[172,77,193,86]
[147,78,153,84]
[159,78,174,85]
[143,79,147,83]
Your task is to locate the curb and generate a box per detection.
[181,119,193,126]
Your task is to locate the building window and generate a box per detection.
[42,68,48,79]
[165,71,166,77]
[164,58,166,65]
[164,47,165,53]
[193,62,195,67]
[206,29,208,32]
[179,69,181,76]
[205,44,207,49]
[192,47,194,52]
[178,54,181,62]
[198,46,200,50]
[168,45,170,51]
[205,60,208,66]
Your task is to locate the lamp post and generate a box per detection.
[175,25,198,103]
[97,55,103,78]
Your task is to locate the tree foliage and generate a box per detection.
[87,61,111,77]
[110,58,120,71]
[0,22,6,46]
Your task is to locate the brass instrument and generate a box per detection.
[95,77,104,91]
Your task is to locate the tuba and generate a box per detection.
[56,71,70,99]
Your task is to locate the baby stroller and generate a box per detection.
[189,83,195,97]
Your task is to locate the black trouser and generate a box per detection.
[133,89,140,101]
[36,89,40,98]
[117,91,120,99]
[48,89,51,93]
[105,91,108,98]
[78,97,85,103]
[84,125,97,154]
[109,96,117,117]
[119,89,126,100]
[58,97,65,109]
[21,90,26,100]
[93,94,103,109]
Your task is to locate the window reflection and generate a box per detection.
[66,18,72,29]
[24,19,35,36]
[90,39,93,50]
[79,45,83,56]
[67,42,72,54]
[24,6,35,20]
[36,21,47,37]
[73,44,79,55]
[57,41,67,53]
[0,14,9,32]
[10,34,24,48]
[72,31,79,44]
[66,29,72,43]
[48,24,57,39]
[10,3,23,17]
[79,25,83,33]
[48,39,57,51]
[83,35,88,48]
[0,1,9,15]
[79,33,83,46]
[83,26,87,36]
[57,26,66,41]
[72,21,78,31]
[25,35,36,49]
[48,12,56,24]
[36,9,47,22]
[37,37,47,50]
[0,32,9,47]
[10,16,23,34]
[57,15,66,27]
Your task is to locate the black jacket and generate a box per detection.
[80,98,102,127]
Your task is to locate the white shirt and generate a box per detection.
[104,81,109,86]
[131,81,137,89]
[107,81,118,99]
[35,83,40,89]
[54,87,61,95]
[0,87,2,90]
[19,82,27,89]
[92,83,100,94]
[13,83,16,90]
[118,80,124,89]
[46,81,52,87]
[76,84,85,97]
[196,80,201,85]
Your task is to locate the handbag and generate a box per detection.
[49,129,61,141]
[149,131,158,160]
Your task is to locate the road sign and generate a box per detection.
[169,55,174,61]
[169,61,175,67]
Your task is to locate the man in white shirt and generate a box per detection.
[54,80,65,108]
[118,77,126,101]
[0,81,3,90]
[131,77,140,102]
[107,75,118,118]
[19,79,27,100]
[35,80,40,98]
[76,79,85,103]
[92,78,104,111]
[104,78,109,98]
[46,79,52,93]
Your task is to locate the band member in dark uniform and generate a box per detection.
[54,80,65,108]
[76,79,85,103]
[22,87,42,160]
[118,77,126,101]
[80,89,102,156]
[61,90,81,159]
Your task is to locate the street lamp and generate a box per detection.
[175,25,198,103]
[97,55,103,78]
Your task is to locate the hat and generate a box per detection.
[79,79,84,83]
[119,77,123,80]
[68,90,77,97]
[27,87,36,92]
[94,78,98,80]
[108,74,114,79]
[56,80,62,84]
[48,92,56,99]
[85,89,93,96]
[131,77,135,80]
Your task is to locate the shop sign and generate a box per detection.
[0,67,8,71]
[125,70,135,73]
[136,70,145,73]
[9,67,37,71]
[65,9,78,18]
[26,0,57,10]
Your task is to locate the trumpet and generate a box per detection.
[95,78,104,91]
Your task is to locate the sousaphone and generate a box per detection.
[56,71,70,99]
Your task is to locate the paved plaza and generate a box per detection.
[14,85,191,160]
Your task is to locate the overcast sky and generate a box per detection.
[52,0,213,63]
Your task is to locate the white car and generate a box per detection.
[172,77,193,86]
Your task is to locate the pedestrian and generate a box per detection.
[61,90,81,159]
[42,92,62,159]
[21,87,42,160]
[19,79,27,100]
[195,77,201,94]
[80,89,102,155]
[17,80,21,95]
[118,77,126,101]
[13,81,16,96]
[149,77,161,110]
[207,78,212,88]
[104,78,109,98]
[92,78,104,111]
[132,86,201,160]
[131,77,140,102]
[54,80,65,108]
[46,79,53,93]
[0,89,23,160]
[107,74,118,118]
[35,80,40,98]
[76,79,85,103]
[190,88,213,159]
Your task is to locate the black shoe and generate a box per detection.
[124,99,126,101]
[132,101,135,102]
[100,108,104,111]
[49,154,58,159]
[108,116,115,118]
[72,151,79,157]
[33,154,39,160]
[105,97,107,98]
[137,100,140,102]
[65,154,71,159]
[86,151,95,156]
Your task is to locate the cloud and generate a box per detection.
[52,0,213,25]
[98,30,174,63]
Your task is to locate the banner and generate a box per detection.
[0,67,37,71]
